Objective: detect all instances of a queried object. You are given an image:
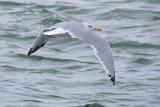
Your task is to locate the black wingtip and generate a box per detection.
[112,82,115,85]
[111,76,115,85]
[27,45,42,56]
[108,74,111,77]
[27,48,32,56]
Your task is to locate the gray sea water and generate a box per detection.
[0,0,160,107]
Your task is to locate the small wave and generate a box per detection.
[54,4,77,11]
[63,65,83,70]
[44,94,67,99]
[132,58,153,65]
[78,103,105,107]
[14,53,97,64]
[31,4,56,9]
[16,53,74,62]
[152,16,160,21]
[125,0,160,4]
[1,33,19,39]
[41,18,63,26]
[141,0,160,4]
[30,69,60,74]
[49,48,65,53]
[26,4,55,15]
[131,52,154,56]
[0,1,32,6]
[0,32,34,41]
[99,9,160,20]
[112,41,160,49]
[1,65,28,72]
[65,8,92,15]
[19,99,42,103]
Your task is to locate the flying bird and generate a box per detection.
[27,21,115,85]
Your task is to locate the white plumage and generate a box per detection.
[28,21,115,85]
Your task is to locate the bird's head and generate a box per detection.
[84,23,102,32]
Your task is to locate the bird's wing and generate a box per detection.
[67,30,115,84]
[91,44,115,84]
[28,33,48,55]
[69,30,115,84]
[42,26,115,84]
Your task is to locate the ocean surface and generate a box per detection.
[0,0,160,107]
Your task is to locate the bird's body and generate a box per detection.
[28,21,115,84]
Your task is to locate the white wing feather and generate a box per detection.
[43,28,67,35]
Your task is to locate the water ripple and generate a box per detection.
[0,0,160,107]
[100,9,160,20]
[132,58,153,65]
[112,41,160,49]
[14,53,97,64]
[0,1,32,6]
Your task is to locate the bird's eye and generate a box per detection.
[88,25,93,28]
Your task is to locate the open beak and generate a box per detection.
[27,33,48,56]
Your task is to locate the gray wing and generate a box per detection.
[68,30,116,84]
[42,21,115,84]
[28,33,48,56]
[91,42,115,83]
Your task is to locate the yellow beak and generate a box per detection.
[94,27,102,31]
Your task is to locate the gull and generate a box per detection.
[27,21,115,85]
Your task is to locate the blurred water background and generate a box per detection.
[0,0,160,107]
